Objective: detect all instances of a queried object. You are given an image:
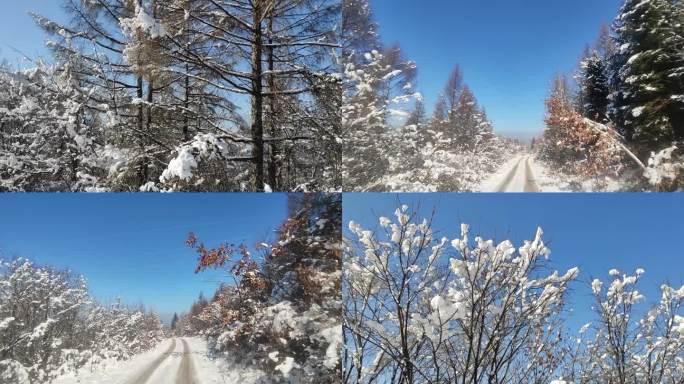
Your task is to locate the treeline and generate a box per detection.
[539,0,684,191]
[342,0,520,192]
[0,259,165,383]
[177,193,341,383]
[344,205,684,384]
[0,0,341,192]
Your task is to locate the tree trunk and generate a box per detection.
[137,75,147,186]
[184,65,191,141]
[267,12,279,191]
[251,2,265,192]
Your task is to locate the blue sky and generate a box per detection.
[0,193,288,321]
[372,0,624,140]
[0,1,64,67]
[343,193,684,332]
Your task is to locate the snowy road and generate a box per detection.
[123,339,179,384]
[479,154,540,192]
[54,338,223,384]
[122,338,198,384]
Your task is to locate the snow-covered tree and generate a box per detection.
[577,52,611,123]
[185,193,341,383]
[0,258,165,383]
[1,0,341,192]
[611,0,684,157]
[0,64,103,192]
[342,48,418,190]
[344,205,579,383]
[558,269,684,383]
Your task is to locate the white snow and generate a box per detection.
[0,316,15,330]
[53,339,175,384]
[161,147,197,182]
[478,154,543,192]
[274,356,298,377]
[52,338,230,384]
[121,3,167,39]
[318,326,342,369]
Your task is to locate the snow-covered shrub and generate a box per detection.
[382,136,521,192]
[0,64,104,192]
[344,205,578,383]
[643,146,684,191]
[157,133,249,192]
[540,96,625,181]
[185,194,341,383]
[558,269,684,383]
[0,258,165,383]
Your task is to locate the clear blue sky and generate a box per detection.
[0,1,65,67]
[0,194,288,322]
[343,193,684,332]
[372,0,624,140]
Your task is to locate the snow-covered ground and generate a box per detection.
[478,154,542,192]
[477,152,624,192]
[530,156,625,192]
[52,337,263,384]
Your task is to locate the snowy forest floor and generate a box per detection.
[53,337,265,384]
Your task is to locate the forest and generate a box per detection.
[342,0,523,192]
[0,0,341,192]
[0,193,342,383]
[537,0,684,191]
[0,259,165,383]
[171,193,342,383]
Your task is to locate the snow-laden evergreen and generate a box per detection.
[538,0,684,191]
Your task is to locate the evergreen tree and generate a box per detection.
[170,312,179,331]
[611,0,684,157]
[453,86,480,150]
[578,52,610,122]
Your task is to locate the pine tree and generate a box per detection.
[453,86,480,150]
[170,312,179,331]
[611,0,684,157]
[578,52,610,122]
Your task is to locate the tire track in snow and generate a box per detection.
[123,339,177,384]
[524,157,540,192]
[494,156,524,192]
[176,338,198,384]
[490,155,541,192]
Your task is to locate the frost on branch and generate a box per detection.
[344,205,578,383]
